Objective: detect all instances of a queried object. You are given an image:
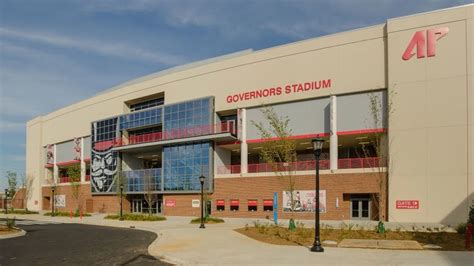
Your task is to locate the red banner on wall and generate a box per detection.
[165,199,176,207]
[396,200,419,209]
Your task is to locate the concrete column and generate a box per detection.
[53,144,58,184]
[80,137,86,182]
[240,108,248,174]
[330,95,338,171]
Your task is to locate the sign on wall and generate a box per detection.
[54,195,66,207]
[402,27,449,60]
[46,144,54,164]
[192,199,200,208]
[283,190,326,213]
[165,199,176,207]
[396,200,419,209]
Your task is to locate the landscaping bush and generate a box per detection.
[6,217,16,229]
[456,223,467,234]
[190,216,225,224]
[1,209,39,215]
[44,211,91,217]
[104,213,166,221]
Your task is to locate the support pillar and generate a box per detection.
[239,108,248,174]
[80,137,86,183]
[53,144,58,184]
[330,95,338,172]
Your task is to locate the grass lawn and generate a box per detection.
[44,211,92,217]
[1,209,39,215]
[235,223,473,251]
[190,216,225,224]
[104,213,167,221]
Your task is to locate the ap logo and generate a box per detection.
[402,27,449,60]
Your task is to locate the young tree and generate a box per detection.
[6,171,18,199]
[21,174,34,211]
[359,90,396,223]
[67,165,82,215]
[143,172,157,216]
[251,106,298,213]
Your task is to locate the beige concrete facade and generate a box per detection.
[26,4,473,224]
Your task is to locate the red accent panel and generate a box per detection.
[230,200,239,206]
[44,164,54,168]
[56,160,80,167]
[337,128,386,136]
[216,200,225,206]
[263,200,273,206]
[248,200,258,206]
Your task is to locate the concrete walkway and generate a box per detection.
[1,213,472,265]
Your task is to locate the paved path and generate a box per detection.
[1,213,472,265]
[0,222,169,266]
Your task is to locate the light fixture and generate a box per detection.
[253,147,262,150]
[312,138,324,155]
[358,142,370,145]
[356,136,368,140]
[300,142,311,145]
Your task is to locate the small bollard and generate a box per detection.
[466,224,473,250]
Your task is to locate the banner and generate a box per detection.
[54,195,66,207]
[282,190,326,213]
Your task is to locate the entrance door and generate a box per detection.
[350,195,370,220]
[132,199,142,213]
[156,195,163,214]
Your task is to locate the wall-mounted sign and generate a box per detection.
[192,199,200,208]
[226,79,331,104]
[165,199,176,207]
[54,195,66,207]
[396,200,419,209]
[283,190,326,213]
[46,144,54,164]
[402,27,449,60]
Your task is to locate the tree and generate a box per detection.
[114,172,127,214]
[143,172,157,216]
[21,174,34,211]
[6,171,18,199]
[359,90,396,223]
[67,165,82,215]
[251,106,298,213]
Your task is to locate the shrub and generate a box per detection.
[456,223,467,234]
[1,209,39,215]
[44,211,91,217]
[190,216,224,224]
[104,213,166,221]
[6,217,16,228]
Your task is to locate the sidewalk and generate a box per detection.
[1,212,471,265]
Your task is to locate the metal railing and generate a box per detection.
[217,157,384,174]
[113,121,236,147]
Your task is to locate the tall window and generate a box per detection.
[129,97,164,112]
[163,142,211,191]
[163,98,212,136]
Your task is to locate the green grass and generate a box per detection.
[104,213,167,221]
[44,211,92,217]
[190,216,225,224]
[1,209,39,215]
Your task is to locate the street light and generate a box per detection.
[4,188,8,214]
[199,175,206,229]
[119,183,124,221]
[51,184,56,217]
[311,138,324,252]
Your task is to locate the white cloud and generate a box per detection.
[0,120,24,132]
[0,27,187,66]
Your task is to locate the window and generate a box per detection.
[216,200,225,211]
[230,200,239,211]
[129,97,164,112]
[248,200,258,211]
[263,199,273,212]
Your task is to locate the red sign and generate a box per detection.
[165,199,176,207]
[402,27,449,60]
[396,200,419,209]
[230,200,239,206]
[216,200,225,206]
[226,79,331,104]
[263,200,273,206]
[248,200,258,206]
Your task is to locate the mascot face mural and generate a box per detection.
[91,147,117,192]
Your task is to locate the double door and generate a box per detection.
[350,195,371,220]
[132,196,163,214]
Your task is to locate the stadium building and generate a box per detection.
[25,4,473,224]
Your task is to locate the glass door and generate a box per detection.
[132,199,143,213]
[350,194,370,220]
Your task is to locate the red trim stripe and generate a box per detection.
[44,164,54,168]
[56,160,80,167]
[337,128,386,136]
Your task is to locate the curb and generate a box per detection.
[0,227,26,239]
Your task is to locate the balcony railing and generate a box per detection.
[217,157,384,175]
[113,121,236,147]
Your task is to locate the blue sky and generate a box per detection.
[0,0,470,189]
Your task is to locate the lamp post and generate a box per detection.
[4,188,8,214]
[311,138,324,252]
[51,184,56,217]
[199,175,206,229]
[119,183,124,221]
